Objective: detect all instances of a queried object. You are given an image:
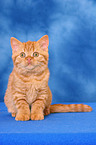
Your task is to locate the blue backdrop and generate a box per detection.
[0,0,96,102]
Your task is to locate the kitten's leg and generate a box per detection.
[31,99,46,120]
[31,87,51,120]
[13,94,30,121]
[4,95,17,117]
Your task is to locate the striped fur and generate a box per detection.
[4,35,92,121]
[50,104,92,113]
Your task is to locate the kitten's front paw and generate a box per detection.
[15,113,30,121]
[31,113,44,120]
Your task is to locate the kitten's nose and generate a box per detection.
[26,57,32,64]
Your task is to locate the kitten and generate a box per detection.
[4,35,92,121]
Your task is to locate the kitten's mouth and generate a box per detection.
[18,62,43,71]
[25,64,40,70]
[18,63,40,71]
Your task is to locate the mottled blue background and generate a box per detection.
[0,0,96,102]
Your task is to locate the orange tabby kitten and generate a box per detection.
[4,35,92,121]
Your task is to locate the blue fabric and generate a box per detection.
[0,0,96,102]
[0,102,96,145]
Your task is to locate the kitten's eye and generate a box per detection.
[20,52,26,58]
[33,52,39,57]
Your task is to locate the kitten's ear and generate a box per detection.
[37,35,49,51]
[10,37,22,52]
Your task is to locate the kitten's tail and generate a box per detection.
[50,104,92,113]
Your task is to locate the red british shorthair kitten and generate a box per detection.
[4,35,92,121]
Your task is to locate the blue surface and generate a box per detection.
[0,0,96,102]
[0,102,96,145]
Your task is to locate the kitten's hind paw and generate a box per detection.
[44,108,50,116]
[11,113,16,117]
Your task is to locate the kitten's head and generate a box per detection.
[11,35,49,74]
